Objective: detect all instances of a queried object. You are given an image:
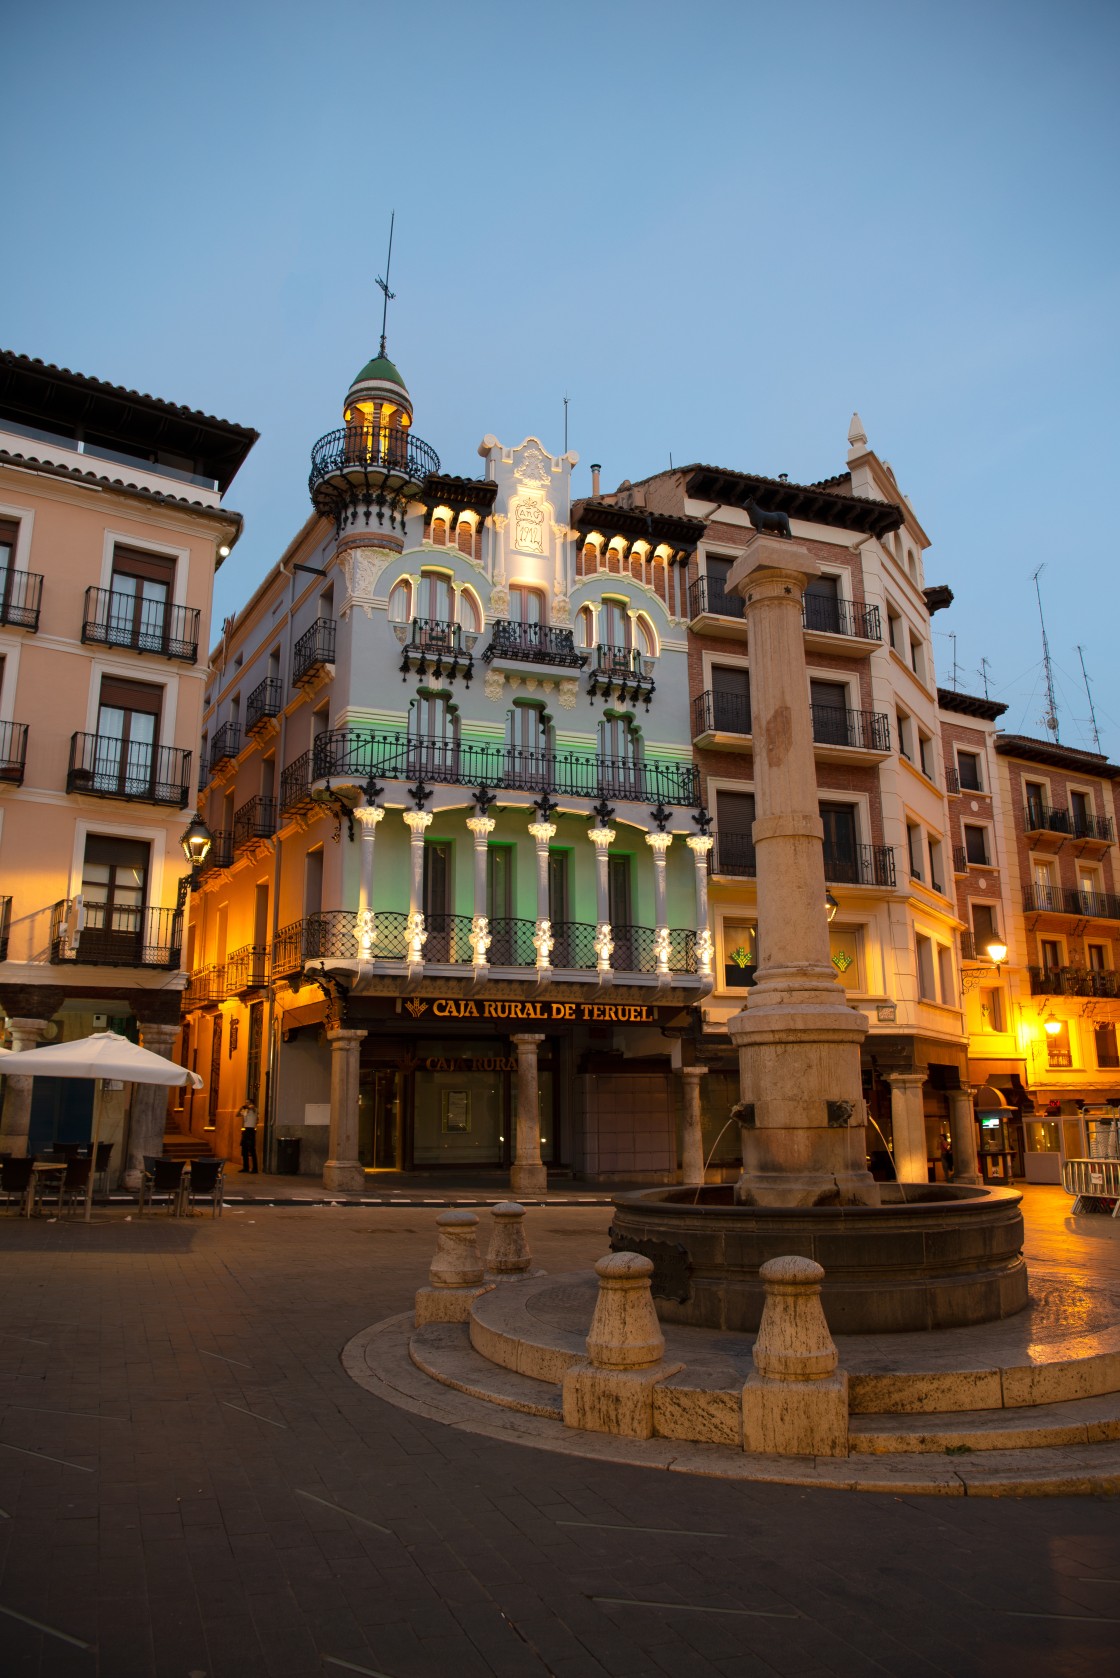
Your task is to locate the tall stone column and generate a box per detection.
[680,1065,707,1186]
[588,825,615,972]
[646,831,673,974]
[511,1032,547,1196]
[323,1027,367,1192]
[529,819,556,969]
[466,815,495,966]
[947,1085,982,1186]
[887,1073,930,1184]
[0,1017,52,1159]
[686,834,715,978]
[725,533,877,1206]
[403,809,433,964]
[123,1022,181,1189]
[353,804,385,958]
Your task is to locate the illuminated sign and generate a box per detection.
[400,997,658,1024]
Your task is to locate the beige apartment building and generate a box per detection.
[0,350,255,1181]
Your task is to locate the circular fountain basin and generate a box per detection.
[610,1183,1029,1335]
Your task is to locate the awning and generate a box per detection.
[280,999,328,1039]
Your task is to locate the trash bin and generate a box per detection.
[275,1136,301,1176]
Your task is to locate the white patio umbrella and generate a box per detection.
[0,1031,202,1219]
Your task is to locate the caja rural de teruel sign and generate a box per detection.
[409,998,660,1023]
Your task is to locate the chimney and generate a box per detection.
[590,463,601,498]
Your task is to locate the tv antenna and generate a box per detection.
[949,631,960,690]
[1077,645,1102,752]
[563,393,569,454]
[375,210,396,357]
[978,656,993,700]
[1032,564,1060,742]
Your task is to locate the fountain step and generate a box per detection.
[850,1391,1120,1455]
[410,1321,564,1419]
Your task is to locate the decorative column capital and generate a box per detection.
[528,821,557,846]
[466,816,496,840]
[588,826,616,851]
[326,1028,367,1047]
[354,805,385,831]
[681,1065,707,1084]
[645,832,673,857]
[404,810,434,836]
[510,1032,546,1049]
[686,834,714,858]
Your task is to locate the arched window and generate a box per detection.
[456,517,475,558]
[576,604,595,649]
[387,578,412,624]
[600,597,631,651]
[458,586,482,634]
[417,570,453,622]
[507,702,553,773]
[430,516,449,546]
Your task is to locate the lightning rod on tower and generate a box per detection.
[1032,565,1060,742]
[1077,645,1102,753]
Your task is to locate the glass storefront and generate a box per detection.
[360,1038,556,1168]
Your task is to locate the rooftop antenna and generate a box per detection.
[1077,645,1102,752]
[563,394,569,454]
[669,451,674,470]
[375,210,396,357]
[949,631,960,690]
[978,656,993,701]
[1032,564,1060,742]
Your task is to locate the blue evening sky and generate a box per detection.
[4,0,1118,752]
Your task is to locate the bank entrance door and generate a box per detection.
[362,1039,557,1168]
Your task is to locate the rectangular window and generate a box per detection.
[207,1015,223,1123]
[716,790,756,875]
[909,634,925,682]
[1071,790,1091,832]
[907,823,924,881]
[724,921,757,989]
[548,850,570,927]
[918,734,935,780]
[1087,943,1108,972]
[1094,1023,1120,1069]
[980,987,1005,1032]
[245,1001,265,1104]
[897,710,913,762]
[1025,781,1047,827]
[916,933,936,1001]
[303,847,324,917]
[1039,938,1061,971]
[829,927,862,991]
[957,751,982,792]
[803,574,841,634]
[1046,1022,1072,1068]
[108,544,175,652]
[964,825,990,865]
[820,803,858,881]
[972,902,998,944]
[609,853,634,969]
[487,843,515,963]
[509,585,545,625]
[887,607,902,654]
[937,944,955,1006]
[928,837,944,894]
[78,834,150,963]
[423,840,453,960]
[711,665,751,733]
[95,675,162,797]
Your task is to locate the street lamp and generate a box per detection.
[1043,1017,1063,1037]
[825,888,839,923]
[176,816,213,908]
[984,939,1008,972]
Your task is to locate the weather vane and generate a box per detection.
[376,210,396,358]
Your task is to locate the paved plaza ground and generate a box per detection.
[0,1185,1117,1678]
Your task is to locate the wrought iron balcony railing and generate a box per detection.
[587,644,655,706]
[1024,802,1070,836]
[960,931,976,961]
[1024,883,1120,919]
[0,567,43,631]
[81,587,200,662]
[953,845,969,874]
[308,426,440,497]
[0,720,28,785]
[293,618,336,684]
[1073,811,1115,843]
[1029,966,1120,998]
[709,835,896,889]
[200,829,235,873]
[311,727,700,806]
[710,833,756,877]
[0,895,10,960]
[49,899,182,969]
[66,734,191,807]
[246,676,283,732]
[687,575,744,621]
[692,689,751,738]
[483,621,588,668]
[802,595,882,640]
[226,944,270,992]
[280,750,313,815]
[184,964,228,1006]
[946,768,960,793]
[1023,882,1063,914]
[811,704,891,753]
[209,721,241,770]
[233,796,278,850]
[399,618,473,683]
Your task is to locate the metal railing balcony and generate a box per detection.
[200,829,235,873]
[687,575,744,621]
[946,768,960,793]
[710,833,757,877]
[399,618,473,682]
[692,689,751,738]
[802,595,881,640]
[280,750,313,815]
[825,843,897,887]
[66,734,191,807]
[0,720,28,785]
[953,845,969,874]
[811,704,891,754]
[960,931,976,961]
[1073,811,1115,843]
[1023,882,1064,914]
[246,676,283,732]
[311,727,700,806]
[308,425,440,496]
[0,895,10,960]
[226,944,270,992]
[233,796,278,849]
[587,644,656,706]
[483,620,588,668]
[0,567,43,631]
[1025,883,1120,919]
[293,618,336,684]
[49,899,183,969]
[81,587,200,662]
[1024,802,1070,836]
[184,964,228,1006]
[209,721,241,770]
[1029,966,1120,998]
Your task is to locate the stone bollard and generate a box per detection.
[414,1211,491,1325]
[742,1255,848,1457]
[562,1252,682,1438]
[485,1202,532,1280]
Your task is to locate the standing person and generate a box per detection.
[238,1100,259,1174]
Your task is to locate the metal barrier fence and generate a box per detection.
[1062,1157,1120,1217]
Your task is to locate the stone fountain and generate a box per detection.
[610,533,1029,1333]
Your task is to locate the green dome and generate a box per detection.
[350,352,408,391]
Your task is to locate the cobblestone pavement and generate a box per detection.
[0,1188,1117,1678]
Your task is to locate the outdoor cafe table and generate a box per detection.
[24,1159,66,1217]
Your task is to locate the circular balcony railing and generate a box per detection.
[308,426,440,530]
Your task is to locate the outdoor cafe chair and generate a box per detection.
[185,1157,224,1218]
[93,1141,113,1195]
[139,1158,187,1217]
[0,1156,34,1212]
[57,1155,93,1216]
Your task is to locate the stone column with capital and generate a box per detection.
[465,815,495,965]
[685,835,715,977]
[122,1022,181,1190]
[947,1085,982,1186]
[402,809,433,963]
[645,831,673,974]
[323,1027,367,1192]
[680,1065,707,1186]
[725,533,878,1206]
[0,1017,52,1159]
[887,1073,930,1185]
[354,804,385,958]
[510,1032,547,1196]
[528,819,556,969]
[588,826,615,971]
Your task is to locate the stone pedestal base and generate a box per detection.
[323,1160,366,1193]
[743,1371,848,1457]
[511,1162,547,1196]
[414,1284,491,1326]
[562,1360,683,1439]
